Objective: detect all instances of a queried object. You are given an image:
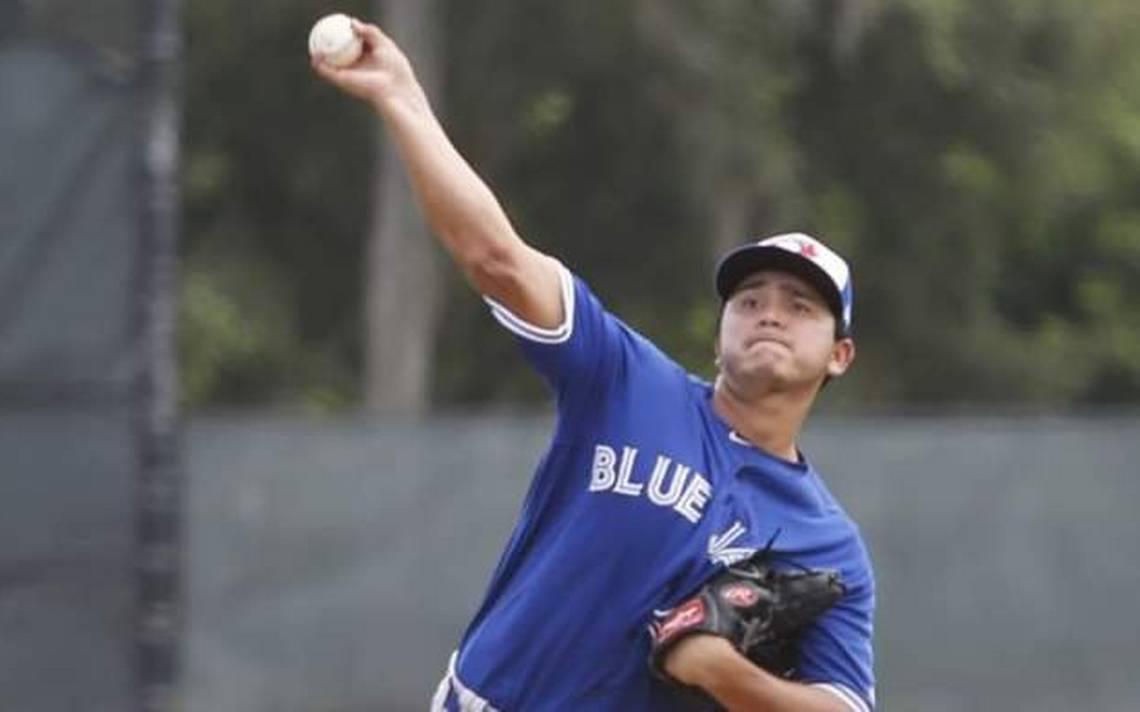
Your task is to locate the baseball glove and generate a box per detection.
[648,550,845,684]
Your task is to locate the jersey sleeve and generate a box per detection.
[796,561,877,711]
[482,262,662,422]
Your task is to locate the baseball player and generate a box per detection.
[313,18,875,712]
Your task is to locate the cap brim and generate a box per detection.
[714,245,845,331]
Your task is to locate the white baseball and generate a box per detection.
[308,13,363,67]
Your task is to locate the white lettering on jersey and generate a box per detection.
[588,443,711,523]
[613,446,643,496]
[647,456,689,507]
[707,520,756,565]
[674,473,711,523]
[589,445,617,491]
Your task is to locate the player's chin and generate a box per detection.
[743,339,793,357]
[730,362,791,391]
[736,350,792,377]
[738,358,828,393]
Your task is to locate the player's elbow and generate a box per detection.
[460,238,522,294]
[461,240,563,328]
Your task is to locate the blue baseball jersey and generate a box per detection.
[435,265,875,712]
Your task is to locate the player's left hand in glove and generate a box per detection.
[648,551,845,685]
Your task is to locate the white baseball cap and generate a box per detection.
[714,232,854,336]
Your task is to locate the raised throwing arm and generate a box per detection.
[311,18,563,329]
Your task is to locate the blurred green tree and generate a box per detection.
[180,0,1140,410]
[793,0,1140,404]
[182,0,374,410]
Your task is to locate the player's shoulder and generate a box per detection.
[570,270,693,376]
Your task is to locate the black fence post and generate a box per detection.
[134,0,183,710]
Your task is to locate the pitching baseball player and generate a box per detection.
[314,18,875,712]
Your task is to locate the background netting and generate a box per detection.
[1,2,181,710]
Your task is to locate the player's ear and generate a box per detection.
[826,337,855,378]
[713,303,726,360]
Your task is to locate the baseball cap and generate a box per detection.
[714,232,854,336]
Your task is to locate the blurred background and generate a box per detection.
[2,0,1139,710]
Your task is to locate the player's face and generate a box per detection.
[716,270,854,394]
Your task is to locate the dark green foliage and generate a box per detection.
[182,0,1140,410]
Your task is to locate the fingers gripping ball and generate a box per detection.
[308,13,363,67]
[649,554,846,683]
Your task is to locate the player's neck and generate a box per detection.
[711,376,815,463]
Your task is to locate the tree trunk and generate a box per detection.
[709,183,753,259]
[364,0,442,414]
[827,0,879,64]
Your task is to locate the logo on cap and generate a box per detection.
[715,232,855,334]
[757,233,853,333]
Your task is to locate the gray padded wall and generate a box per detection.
[185,414,1140,712]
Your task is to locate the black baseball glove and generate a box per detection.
[649,551,845,684]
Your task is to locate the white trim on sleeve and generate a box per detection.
[810,682,872,712]
[483,262,575,344]
[430,651,501,712]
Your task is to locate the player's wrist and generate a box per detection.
[663,634,737,688]
[370,77,430,121]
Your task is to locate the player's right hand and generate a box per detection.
[311,19,419,109]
